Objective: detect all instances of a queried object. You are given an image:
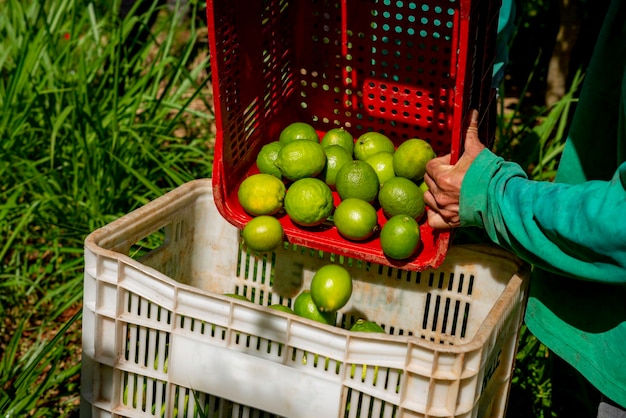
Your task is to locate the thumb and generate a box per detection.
[462,109,485,159]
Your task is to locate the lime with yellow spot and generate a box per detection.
[293,290,337,325]
[275,139,327,181]
[378,176,425,219]
[241,215,284,253]
[238,173,286,216]
[256,141,283,179]
[380,215,421,260]
[310,264,353,312]
[335,160,380,204]
[354,131,395,161]
[279,122,319,144]
[284,178,334,227]
[333,198,378,241]
[319,145,353,190]
[393,138,437,182]
[320,127,355,155]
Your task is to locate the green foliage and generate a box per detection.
[506,326,555,418]
[0,0,213,415]
[507,326,600,418]
[496,69,584,181]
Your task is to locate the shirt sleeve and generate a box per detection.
[492,0,516,88]
[460,148,626,283]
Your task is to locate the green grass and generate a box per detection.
[0,0,213,415]
[0,0,599,417]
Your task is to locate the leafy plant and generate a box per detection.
[496,68,584,181]
[0,0,213,415]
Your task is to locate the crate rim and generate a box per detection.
[85,178,529,354]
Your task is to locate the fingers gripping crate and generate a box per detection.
[206,0,501,271]
[81,179,529,418]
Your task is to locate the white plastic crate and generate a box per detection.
[80,179,530,418]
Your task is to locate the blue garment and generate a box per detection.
[460,0,626,408]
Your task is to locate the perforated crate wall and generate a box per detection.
[207,0,501,271]
[81,179,529,418]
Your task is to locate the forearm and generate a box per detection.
[460,149,626,283]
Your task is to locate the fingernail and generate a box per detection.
[470,109,479,124]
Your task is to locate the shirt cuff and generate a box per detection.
[459,148,503,227]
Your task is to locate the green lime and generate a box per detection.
[275,139,327,181]
[283,178,334,227]
[293,290,337,325]
[335,160,380,204]
[378,176,425,219]
[269,304,295,314]
[350,319,386,333]
[310,264,353,312]
[380,215,421,260]
[419,180,429,193]
[365,151,396,185]
[224,293,250,302]
[320,127,355,155]
[354,132,395,161]
[237,173,286,216]
[242,215,284,253]
[319,145,353,190]
[393,138,437,182]
[279,122,319,144]
[333,198,378,241]
[256,141,283,179]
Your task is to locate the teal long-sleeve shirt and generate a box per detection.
[459,0,626,408]
[462,156,626,281]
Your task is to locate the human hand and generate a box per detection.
[423,110,485,228]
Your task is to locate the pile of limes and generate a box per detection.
[241,262,385,334]
[291,263,353,325]
[237,121,437,260]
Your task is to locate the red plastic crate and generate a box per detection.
[206,0,499,271]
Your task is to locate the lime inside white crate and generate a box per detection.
[81,179,529,418]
